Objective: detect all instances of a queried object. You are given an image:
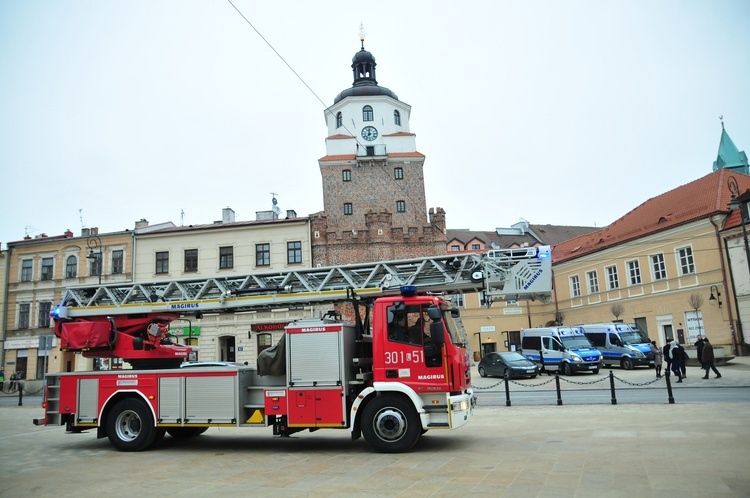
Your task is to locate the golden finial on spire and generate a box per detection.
[359,23,366,49]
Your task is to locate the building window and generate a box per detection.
[606,265,619,290]
[362,105,373,121]
[41,257,54,281]
[394,110,401,126]
[336,112,342,128]
[90,254,102,278]
[219,246,234,269]
[287,241,302,264]
[155,251,169,274]
[650,253,667,281]
[451,245,460,251]
[471,244,481,250]
[343,169,351,182]
[627,259,641,285]
[587,271,599,294]
[19,303,30,329]
[21,260,33,282]
[258,333,273,354]
[185,249,198,272]
[453,294,466,308]
[65,256,77,278]
[344,203,353,215]
[570,275,581,297]
[256,244,270,266]
[394,167,403,179]
[396,200,406,213]
[112,250,124,274]
[38,302,51,328]
[677,246,695,275]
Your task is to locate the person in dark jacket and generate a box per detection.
[701,338,722,379]
[663,341,673,377]
[694,335,705,368]
[671,342,685,382]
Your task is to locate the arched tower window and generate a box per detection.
[394,110,401,126]
[336,112,343,128]
[363,106,373,122]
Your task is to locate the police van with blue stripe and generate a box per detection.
[577,323,654,370]
[521,327,603,375]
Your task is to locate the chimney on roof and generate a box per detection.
[64,229,73,238]
[81,228,90,237]
[90,227,98,236]
[135,219,149,229]
[222,208,235,223]
[285,210,297,219]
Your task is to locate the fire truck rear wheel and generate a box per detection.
[106,398,157,452]
[362,395,421,453]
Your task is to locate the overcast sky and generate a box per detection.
[1,1,749,246]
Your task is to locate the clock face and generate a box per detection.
[361,126,378,141]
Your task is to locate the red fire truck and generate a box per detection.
[33,247,552,453]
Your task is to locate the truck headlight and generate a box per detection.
[633,349,645,357]
[571,354,583,362]
[452,400,469,411]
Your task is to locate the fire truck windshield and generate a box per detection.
[442,310,464,346]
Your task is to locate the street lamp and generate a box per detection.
[728,175,750,277]
[86,233,102,285]
[709,285,722,308]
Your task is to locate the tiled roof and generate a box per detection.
[387,151,425,158]
[384,131,416,137]
[446,223,597,250]
[141,217,309,235]
[319,154,357,161]
[552,169,750,263]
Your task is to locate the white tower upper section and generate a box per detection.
[322,36,417,158]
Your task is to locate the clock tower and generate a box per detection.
[312,33,446,266]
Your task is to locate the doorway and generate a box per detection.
[219,335,236,362]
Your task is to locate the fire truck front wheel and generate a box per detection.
[106,398,158,452]
[362,395,421,453]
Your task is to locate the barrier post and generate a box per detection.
[18,383,23,406]
[555,374,563,405]
[609,371,617,405]
[665,371,675,404]
[504,372,511,407]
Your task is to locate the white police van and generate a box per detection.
[520,327,603,375]
[577,323,654,370]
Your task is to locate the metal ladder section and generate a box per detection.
[56,247,552,317]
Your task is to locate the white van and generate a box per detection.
[578,323,654,370]
[521,327,603,375]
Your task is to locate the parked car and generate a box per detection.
[477,351,540,379]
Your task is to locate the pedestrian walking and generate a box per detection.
[701,338,722,379]
[671,342,685,382]
[651,341,663,378]
[694,335,705,368]
[0,370,4,391]
[9,371,18,392]
[663,341,673,377]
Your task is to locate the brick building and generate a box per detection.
[312,35,446,267]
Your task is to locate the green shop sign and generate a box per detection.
[170,326,201,337]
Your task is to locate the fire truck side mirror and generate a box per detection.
[430,321,445,346]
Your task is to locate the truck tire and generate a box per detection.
[167,427,208,439]
[106,398,157,452]
[563,362,573,376]
[362,395,421,453]
[621,357,634,370]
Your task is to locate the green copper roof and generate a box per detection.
[713,122,749,174]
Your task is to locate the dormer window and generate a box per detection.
[363,105,373,122]
[336,112,343,128]
[394,110,401,126]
